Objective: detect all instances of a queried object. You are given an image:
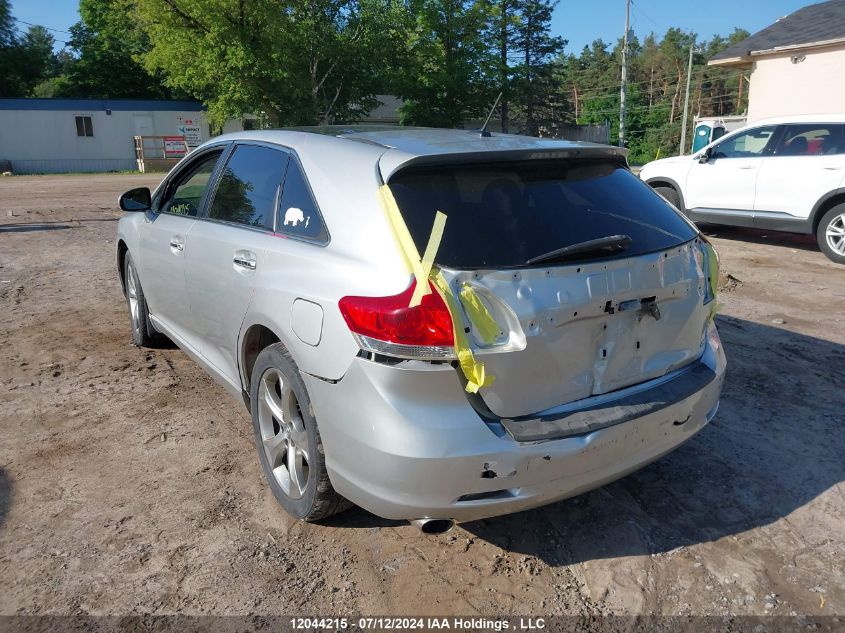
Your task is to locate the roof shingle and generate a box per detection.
[710,0,845,63]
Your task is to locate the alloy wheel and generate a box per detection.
[257,367,310,499]
[126,264,141,336]
[826,213,845,256]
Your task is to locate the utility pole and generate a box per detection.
[679,40,695,155]
[619,0,630,147]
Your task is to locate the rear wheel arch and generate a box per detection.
[241,323,283,394]
[811,190,845,234]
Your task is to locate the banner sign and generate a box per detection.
[163,136,188,158]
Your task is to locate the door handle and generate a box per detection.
[822,165,844,170]
[737,164,755,170]
[169,238,184,252]
[233,254,257,270]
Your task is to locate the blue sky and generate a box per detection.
[11,0,813,53]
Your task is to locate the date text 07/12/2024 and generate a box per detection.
[289,617,547,630]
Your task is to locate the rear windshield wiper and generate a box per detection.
[526,234,632,265]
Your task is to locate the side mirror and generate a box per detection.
[119,187,152,211]
[697,147,712,164]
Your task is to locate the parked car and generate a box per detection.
[639,114,845,264]
[116,127,726,533]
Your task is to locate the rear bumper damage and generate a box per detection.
[304,323,726,523]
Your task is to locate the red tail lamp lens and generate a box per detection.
[338,280,455,348]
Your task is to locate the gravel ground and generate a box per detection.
[0,173,843,620]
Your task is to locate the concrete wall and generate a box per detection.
[0,105,211,174]
[747,44,845,122]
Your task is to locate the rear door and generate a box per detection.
[388,158,711,419]
[754,123,845,221]
[138,148,225,343]
[684,125,778,218]
[184,142,290,384]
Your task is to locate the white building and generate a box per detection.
[0,98,212,174]
[708,0,845,123]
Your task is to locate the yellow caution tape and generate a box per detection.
[705,241,720,321]
[378,185,448,307]
[410,210,447,307]
[378,184,495,393]
[432,272,495,393]
[458,284,500,345]
[378,184,424,277]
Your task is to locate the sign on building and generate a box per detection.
[163,136,188,158]
[176,116,203,149]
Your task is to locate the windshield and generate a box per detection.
[388,158,698,269]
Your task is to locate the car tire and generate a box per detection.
[817,204,845,264]
[250,343,351,521]
[123,253,162,347]
[653,185,682,211]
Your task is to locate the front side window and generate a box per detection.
[208,144,288,229]
[276,160,328,242]
[75,115,93,137]
[159,151,223,217]
[712,126,777,159]
[774,124,845,156]
[389,159,698,269]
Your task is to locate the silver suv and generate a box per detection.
[116,127,726,533]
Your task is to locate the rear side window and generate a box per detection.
[388,159,697,269]
[775,124,845,156]
[277,160,328,242]
[208,144,289,229]
[712,126,777,159]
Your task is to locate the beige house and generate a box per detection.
[709,0,845,123]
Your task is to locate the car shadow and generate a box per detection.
[0,223,73,233]
[322,506,405,529]
[451,315,845,562]
[0,218,119,234]
[698,224,819,253]
[0,469,11,532]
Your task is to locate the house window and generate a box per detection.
[75,116,93,137]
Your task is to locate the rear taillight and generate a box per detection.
[338,280,455,360]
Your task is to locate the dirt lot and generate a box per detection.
[1,173,843,620]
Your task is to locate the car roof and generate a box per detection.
[746,113,845,126]
[205,126,627,180]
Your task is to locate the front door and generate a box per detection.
[133,114,154,137]
[138,149,225,344]
[685,125,779,219]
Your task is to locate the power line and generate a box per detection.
[629,0,665,34]
[562,68,745,101]
[15,19,72,35]
[574,76,743,103]
[575,92,742,118]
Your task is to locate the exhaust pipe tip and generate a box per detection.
[410,518,455,534]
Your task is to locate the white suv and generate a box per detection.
[639,115,845,263]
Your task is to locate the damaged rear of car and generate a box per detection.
[307,136,726,528]
[118,127,724,532]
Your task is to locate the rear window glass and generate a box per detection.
[388,159,698,269]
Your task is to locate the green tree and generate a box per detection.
[397,0,494,127]
[555,26,752,163]
[0,0,14,47]
[0,15,55,97]
[137,0,410,127]
[509,0,564,135]
[487,0,519,132]
[58,0,174,98]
